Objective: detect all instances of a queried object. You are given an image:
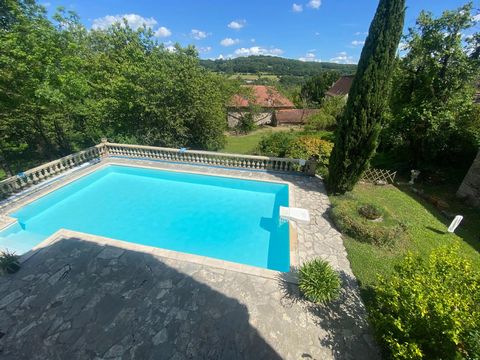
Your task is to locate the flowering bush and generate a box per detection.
[371,246,480,359]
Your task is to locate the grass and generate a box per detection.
[0,169,5,181]
[330,183,480,304]
[222,126,334,155]
[222,126,298,155]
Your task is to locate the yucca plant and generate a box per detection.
[0,250,20,274]
[298,259,341,304]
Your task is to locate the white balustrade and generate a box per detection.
[0,141,315,200]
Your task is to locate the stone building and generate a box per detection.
[325,75,355,98]
[227,85,294,128]
[457,150,480,207]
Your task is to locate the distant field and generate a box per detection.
[228,73,279,82]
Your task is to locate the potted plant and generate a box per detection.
[0,250,21,274]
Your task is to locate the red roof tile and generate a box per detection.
[230,85,294,108]
[325,75,354,97]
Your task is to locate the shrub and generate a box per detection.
[286,136,333,166]
[370,246,480,360]
[0,250,20,274]
[235,112,256,134]
[358,204,383,220]
[257,132,295,157]
[330,197,407,247]
[298,259,341,304]
[304,96,345,131]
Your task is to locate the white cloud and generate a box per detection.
[191,29,208,40]
[233,46,283,57]
[354,31,368,36]
[199,46,212,53]
[315,32,320,36]
[165,45,176,53]
[299,52,322,62]
[250,38,256,43]
[330,51,356,64]
[92,14,157,30]
[154,26,172,38]
[351,40,365,46]
[228,20,246,30]
[220,38,240,46]
[292,3,303,12]
[307,0,321,9]
[473,14,480,22]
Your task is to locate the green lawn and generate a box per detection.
[331,183,480,304]
[222,127,297,155]
[222,126,334,155]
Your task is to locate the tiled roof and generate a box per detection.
[274,109,320,124]
[230,85,294,108]
[325,75,354,97]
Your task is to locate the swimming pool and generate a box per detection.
[0,165,290,271]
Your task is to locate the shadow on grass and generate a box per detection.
[277,270,380,360]
[396,184,480,255]
[0,237,282,360]
[425,226,447,235]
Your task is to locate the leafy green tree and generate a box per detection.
[0,2,237,174]
[328,0,406,194]
[300,71,340,107]
[385,3,480,167]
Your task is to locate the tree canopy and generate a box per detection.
[0,1,237,175]
[200,56,356,77]
[384,2,480,167]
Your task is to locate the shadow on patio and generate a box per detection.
[0,237,282,360]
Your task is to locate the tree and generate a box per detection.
[0,3,237,174]
[385,3,480,167]
[300,71,340,107]
[327,0,405,194]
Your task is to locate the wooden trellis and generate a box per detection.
[361,168,397,184]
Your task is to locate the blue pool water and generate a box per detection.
[0,165,290,271]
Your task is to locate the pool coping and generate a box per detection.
[20,227,299,283]
[1,158,302,280]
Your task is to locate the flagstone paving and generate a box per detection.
[0,160,379,359]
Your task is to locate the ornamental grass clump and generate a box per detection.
[298,259,341,304]
[0,250,20,274]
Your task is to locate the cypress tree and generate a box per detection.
[327,0,405,194]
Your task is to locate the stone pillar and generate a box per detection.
[457,149,480,207]
[100,137,109,158]
[304,158,317,176]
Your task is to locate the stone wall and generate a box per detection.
[457,150,480,207]
[227,111,272,128]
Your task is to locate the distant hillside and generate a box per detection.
[200,55,357,76]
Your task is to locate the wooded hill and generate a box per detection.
[200,55,357,76]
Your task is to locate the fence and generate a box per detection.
[361,167,397,184]
[0,142,315,200]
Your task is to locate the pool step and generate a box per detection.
[0,223,46,255]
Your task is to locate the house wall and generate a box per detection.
[227,111,273,128]
[457,150,480,207]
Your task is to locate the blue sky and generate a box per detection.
[42,0,479,63]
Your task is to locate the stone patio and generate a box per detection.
[0,159,379,359]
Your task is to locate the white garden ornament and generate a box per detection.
[447,215,463,233]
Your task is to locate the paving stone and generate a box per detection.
[0,160,379,359]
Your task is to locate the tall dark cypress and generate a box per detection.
[327,0,405,194]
